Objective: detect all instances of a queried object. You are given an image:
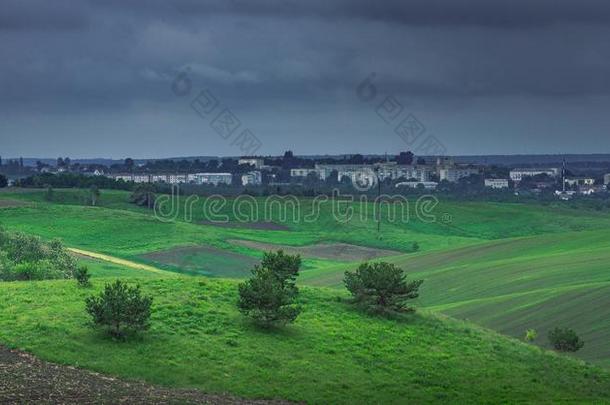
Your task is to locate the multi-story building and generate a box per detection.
[605,174,610,185]
[564,178,595,187]
[112,174,133,182]
[312,162,433,183]
[112,174,151,183]
[132,174,151,183]
[241,171,262,186]
[395,181,438,190]
[151,174,168,183]
[238,158,265,169]
[290,168,326,180]
[439,167,480,183]
[168,174,187,184]
[484,179,509,189]
[395,166,433,182]
[188,173,233,186]
[509,168,559,182]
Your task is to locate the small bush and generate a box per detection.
[85,280,153,339]
[75,265,91,287]
[548,327,584,352]
[237,250,302,327]
[344,261,423,315]
[524,329,538,342]
[130,184,156,209]
[0,228,77,281]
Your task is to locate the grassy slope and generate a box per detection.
[1,275,610,404]
[6,188,610,249]
[78,256,162,279]
[302,229,610,367]
[408,230,610,368]
[2,189,610,368]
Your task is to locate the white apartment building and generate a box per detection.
[395,181,438,190]
[241,171,262,186]
[313,163,433,183]
[151,174,168,183]
[395,166,432,182]
[314,164,366,181]
[564,178,595,187]
[132,175,151,183]
[168,174,187,184]
[509,168,559,182]
[113,174,134,182]
[439,167,480,183]
[238,158,265,169]
[188,172,233,186]
[484,179,509,189]
[290,168,327,180]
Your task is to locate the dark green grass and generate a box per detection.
[1,276,610,404]
[138,246,260,278]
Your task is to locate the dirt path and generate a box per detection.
[68,248,174,276]
[0,345,291,404]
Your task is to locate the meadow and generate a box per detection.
[2,275,610,403]
[1,188,610,401]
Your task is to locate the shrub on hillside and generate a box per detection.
[0,228,77,281]
[75,265,91,287]
[548,327,584,352]
[86,280,153,339]
[344,262,423,315]
[130,184,156,209]
[259,249,301,287]
[524,329,538,342]
[237,250,302,327]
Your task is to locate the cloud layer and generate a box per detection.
[2,0,610,157]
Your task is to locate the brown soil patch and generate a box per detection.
[0,345,291,404]
[199,221,290,231]
[229,240,401,262]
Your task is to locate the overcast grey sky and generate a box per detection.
[2,0,610,158]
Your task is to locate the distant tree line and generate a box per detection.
[17,173,134,191]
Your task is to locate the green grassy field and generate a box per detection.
[1,275,610,403]
[299,228,610,367]
[2,187,610,400]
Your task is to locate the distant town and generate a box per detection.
[2,152,610,200]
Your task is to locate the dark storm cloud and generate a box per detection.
[0,0,89,31]
[2,0,610,156]
[95,0,610,27]
[3,0,610,105]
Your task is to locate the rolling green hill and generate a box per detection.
[1,188,610,370]
[1,275,610,403]
[302,229,610,367]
